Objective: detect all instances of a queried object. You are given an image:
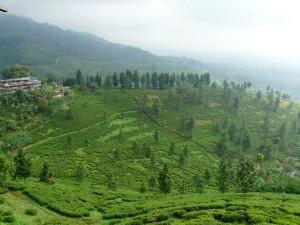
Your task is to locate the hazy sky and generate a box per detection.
[2,0,300,64]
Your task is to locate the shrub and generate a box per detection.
[6,181,25,191]
[2,210,13,216]
[2,215,15,223]
[213,210,248,223]
[108,219,121,225]
[183,211,203,220]
[0,197,5,204]
[0,188,7,194]
[125,219,144,225]
[173,210,185,218]
[25,208,37,216]
[143,214,169,223]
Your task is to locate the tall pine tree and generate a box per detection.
[14,150,31,180]
[158,164,172,196]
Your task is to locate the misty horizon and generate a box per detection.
[2,0,300,66]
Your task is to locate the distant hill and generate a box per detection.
[0,15,205,78]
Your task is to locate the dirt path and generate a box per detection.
[24,120,105,150]
[24,106,137,150]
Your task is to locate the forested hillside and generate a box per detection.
[1,69,300,224]
[0,15,204,79]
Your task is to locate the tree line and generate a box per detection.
[63,69,211,89]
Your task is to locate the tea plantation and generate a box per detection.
[2,83,300,224]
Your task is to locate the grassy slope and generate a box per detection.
[2,88,300,224]
[2,185,300,224]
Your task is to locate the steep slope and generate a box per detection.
[0,15,157,65]
[1,86,300,224]
[0,15,204,78]
[1,77,300,224]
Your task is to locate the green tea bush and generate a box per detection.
[0,188,7,194]
[183,203,225,212]
[125,219,144,225]
[6,181,25,191]
[143,214,169,223]
[103,209,146,220]
[2,210,13,216]
[25,208,37,216]
[213,210,248,223]
[172,210,185,218]
[2,215,15,223]
[183,210,210,220]
[108,219,121,225]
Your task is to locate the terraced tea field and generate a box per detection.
[2,87,300,224]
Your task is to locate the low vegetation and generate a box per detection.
[0,67,300,224]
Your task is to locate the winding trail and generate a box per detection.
[24,120,105,150]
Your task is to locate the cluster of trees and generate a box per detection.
[1,64,32,79]
[261,87,290,113]
[64,69,212,90]
[0,88,51,109]
[216,120,252,157]
[216,157,300,194]
[0,150,54,187]
[214,82,294,161]
[0,88,54,139]
[216,158,257,193]
[132,154,300,196]
[216,117,292,164]
[1,132,32,152]
[164,77,254,116]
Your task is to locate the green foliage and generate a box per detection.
[228,122,238,142]
[178,180,186,195]
[75,163,85,182]
[104,75,113,88]
[4,132,31,151]
[216,134,229,157]
[1,64,32,79]
[233,96,240,110]
[2,215,15,223]
[154,130,160,144]
[236,159,256,192]
[242,130,251,152]
[39,162,51,184]
[169,142,176,155]
[158,164,172,195]
[4,15,300,224]
[0,76,300,224]
[23,181,92,217]
[178,153,186,168]
[204,169,211,183]
[106,173,117,190]
[148,176,157,189]
[14,150,31,180]
[193,175,205,193]
[0,154,10,187]
[139,182,146,193]
[217,160,230,193]
[76,69,82,85]
[24,208,37,216]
